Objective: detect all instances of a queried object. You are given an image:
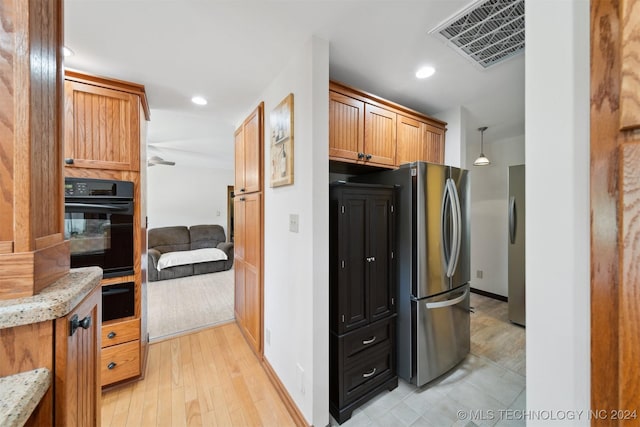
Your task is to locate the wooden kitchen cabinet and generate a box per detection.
[235,104,263,195]
[64,79,141,171]
[329,183,397,423]
[329,91,365,162]
[234,192,263,354]
[54,284,101,427]
[329,81,446,170]
[396,115,445,166]
[364,104,396,166]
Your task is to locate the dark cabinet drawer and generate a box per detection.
[343,317,392,361]
[342,343,393,404]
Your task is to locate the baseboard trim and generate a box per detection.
[262,358,310,427]
[470,287,508,302]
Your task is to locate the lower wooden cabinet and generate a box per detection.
[54,285,102,427]
[101,318,141,386]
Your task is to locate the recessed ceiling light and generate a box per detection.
[63,46,74,57]
[415,66,436,79]
[191,96,207,106]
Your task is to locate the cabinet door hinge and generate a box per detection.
[391,251,394,259]
[341,205,345,214]
[391,204,394,213]
[341,315,345,323]
[391,297,395,305]
[341,260,345,269]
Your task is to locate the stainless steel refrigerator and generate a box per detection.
[508,164,526,326]
[353,162,470,387]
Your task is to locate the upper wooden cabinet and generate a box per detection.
[329,91,365,162]
[329,81,446,169]
[63,70,150,172]
[235,103,263,194]
[396,115,445,165]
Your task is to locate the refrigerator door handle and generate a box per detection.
[509,195,517,244]
[425,288,469,310]
[447,178,462,278]
[440,180,452,274]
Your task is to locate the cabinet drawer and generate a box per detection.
[343,317,392,361]
[342,343,393,404]
[101,340,140,386]
[102,318,140,348]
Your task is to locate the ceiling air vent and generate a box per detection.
[429,0,525,69]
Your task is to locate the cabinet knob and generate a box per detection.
[366,256,376,263]
[365,154,372,160]
[107,362,117,370]
[239,197,246,201]
[107,331,116,339]
[240,188,245,192]
[69,314,92,336]
[357,152,365,159]
[64,158,74,165]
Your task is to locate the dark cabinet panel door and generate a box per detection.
[339,196,368,333]
[368,194,394,323]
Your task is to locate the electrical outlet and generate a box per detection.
[266,328,271,346]
[296,364,305,395]
[476,270,483,279]
[289,214,299,233]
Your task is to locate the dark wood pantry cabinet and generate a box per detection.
[329,182,398,424]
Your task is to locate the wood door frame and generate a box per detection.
[590,0,640,419]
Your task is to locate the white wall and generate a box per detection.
[466,134,525,297]
[526,0,590,424]
[435,106,468,168]
[147,165,234,232]
[254,36,329,427]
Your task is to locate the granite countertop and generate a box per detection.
[0,368,51,427]
[0,266,102,329]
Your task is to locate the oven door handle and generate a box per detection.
[65,202,130,212]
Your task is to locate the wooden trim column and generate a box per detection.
[591,0,640,422]
[0,0,70,300]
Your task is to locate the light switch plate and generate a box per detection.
[289,214,299,233]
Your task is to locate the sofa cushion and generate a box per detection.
[190,225,226,250]
[157,248,228,270]
[149,226,191,253]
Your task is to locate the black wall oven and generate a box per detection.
[64,177,135,279]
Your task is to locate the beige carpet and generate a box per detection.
[147,268,235,341]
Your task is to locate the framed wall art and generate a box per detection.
[269,93,294,187]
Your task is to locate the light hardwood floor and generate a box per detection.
[101,323,296,427]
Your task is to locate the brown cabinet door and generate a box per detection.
[55,285,101,427]
[243,107,262,194]
[423,123,445,164]
[235,104,262,195]
[364,104,396,166]
[233,192,262,354]
[242,193,262,352]
[329,91,365,162]
[396,115,425,166]
[64,80,140,171]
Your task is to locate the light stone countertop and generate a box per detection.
[0,266,102,329]
[0,368,51,427]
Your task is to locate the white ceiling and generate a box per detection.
[64,0,525,170]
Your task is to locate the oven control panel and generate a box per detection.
[64,177,134,198]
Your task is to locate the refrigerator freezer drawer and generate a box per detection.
[412,284,470,387]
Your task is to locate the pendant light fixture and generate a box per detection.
[474,126,491,166]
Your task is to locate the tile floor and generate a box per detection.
[331,292,526,427]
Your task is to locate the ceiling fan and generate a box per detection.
[148,155,175,167]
